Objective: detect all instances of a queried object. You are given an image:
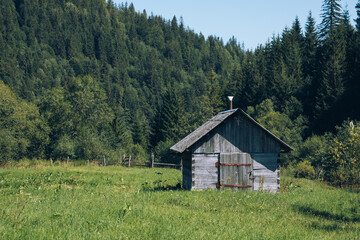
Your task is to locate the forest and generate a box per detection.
[0,0,360,186]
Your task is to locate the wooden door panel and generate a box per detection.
[192,153,219,189]
[219,153,253,190]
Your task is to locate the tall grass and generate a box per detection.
[0,166,359,239]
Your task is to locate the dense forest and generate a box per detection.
[0,0,360,185]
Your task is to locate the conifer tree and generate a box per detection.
[226,63,242,105]
[207,69,223,115]
[319,0,343,38]
[304,12,318,79]
[313,0,346,131]
[303,12,319,116]
[132,110,148,149]
[155,88,186,144]
[314,29,346,131]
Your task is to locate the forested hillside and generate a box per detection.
[1,0,360,172]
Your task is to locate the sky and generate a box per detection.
[113,0,358,50]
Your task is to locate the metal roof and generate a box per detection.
[170,108,294,153]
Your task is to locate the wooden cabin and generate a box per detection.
[170,108,293,193]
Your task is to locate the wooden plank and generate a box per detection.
[253,171,279,192]
[193,182,217,190]
[192,177,218,184]
[191,153,218,190]
[217,163,251,166]
[192,169,218,175]
[192,162,217,168]
[220,184,252,188]
[220,152,253,190]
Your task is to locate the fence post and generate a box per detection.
[87,160,90,166]
[103,155,106,166]
[128,155,131,168]
[151,153,154,168]
[67,156,69,165]
[122,154,125,166]
[50,158,53,166]
[119,152,121,166]
[180,158,183,171]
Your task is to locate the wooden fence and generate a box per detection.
[99,153,182,170]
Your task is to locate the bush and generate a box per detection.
[154,139,180,164]
[298,134,331,179]
[129,144,147,162]
[327,121,360,187]
[295,160,315,179]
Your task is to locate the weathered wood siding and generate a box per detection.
[191,153,218,190]
[187,111,281,192]
[219,153,253,191]
[251,153,280,193]
[192,112,282,154]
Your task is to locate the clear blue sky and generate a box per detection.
[113,0,358,50]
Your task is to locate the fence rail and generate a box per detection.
[96,152,182,170]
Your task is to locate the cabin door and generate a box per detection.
[218,153,254,190]
[192,153,219,189]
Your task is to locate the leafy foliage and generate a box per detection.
[0,81,49,162]
[295,160,315,179]
[297,134,331,179]
[327,121,360,186]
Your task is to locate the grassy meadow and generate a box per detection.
[0,164,359,239]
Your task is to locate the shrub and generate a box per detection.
[295,160,315,179]
[298,134,331,179]
[327,121,360,187]
[154,139,180,164]
[129,144,147,162]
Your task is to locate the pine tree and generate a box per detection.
[341,5,360,120]
[314,29,346,131]
[132,110,148,149]
[303,12,319,117]
[207,69,223,115]
[313,0,347,132]
[155,88,186,144]
[319,0,343,38]
[226,63,242,105]
[304,12,318,79]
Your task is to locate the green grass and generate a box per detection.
[0,166,359,239]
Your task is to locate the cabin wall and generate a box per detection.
[251,153,280,193]
[192,113,281,154]
[189,112,281,192]
[191,153,219,190]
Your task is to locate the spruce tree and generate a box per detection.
[303,12,319,117]
[304,12,318,79]
[319,0,343,38]
[313,0,346,131]
[314,29,346,131]
[207,69,223,115]
[345,2,360,120]
[155,88,186,144]
[226,63,242,106]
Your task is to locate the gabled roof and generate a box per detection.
[170,108,294,153]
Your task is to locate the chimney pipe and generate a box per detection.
[228,96,234,110]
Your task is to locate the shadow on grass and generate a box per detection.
[141,180,183,192]
[293,204,360,232]
[293,204,360,223]
[307,221,355,231]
